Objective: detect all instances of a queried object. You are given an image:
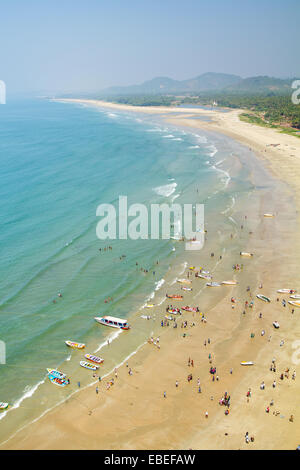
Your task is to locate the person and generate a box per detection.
[205,411,208,418]
[175,380,179,388]
[78,381,80,388]
[260,381,265,390]
[272,380,276,388]
[163,391,166,398]
[96,386,99,394]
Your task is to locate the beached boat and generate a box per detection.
[263,213,275,218]
[288,300,300,307]
[206,282,221,287]
[167,308,181,314]
[273,321,280,329]
[256,294,271,303]
[166,294,183,300]
[177,279,192,285]
[182,306,197,312]
[240,252,253,257]
[290,294,300,300]
[240,361,254,366]
[181,286,192,291]
[144,304,155,308]
[197,274,212,280]
[80,361,99,371]
[94,316,130,330]
[46,368,66,379]
[277,289,296,294]
[222,280,238,285]
[84,354,104,364]
[0,402,9,410]
[48,375,69,387]
[65,340,85,349]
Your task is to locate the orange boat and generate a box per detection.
[166,294,183,300]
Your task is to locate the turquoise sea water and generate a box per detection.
[0,98,258,439]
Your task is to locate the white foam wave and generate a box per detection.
[153,182,177,197]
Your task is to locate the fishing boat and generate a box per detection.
[48,375,69,387]
[256,294,271,303]
[264,213,275,218]
[240,361,254,366]
[65,340,85,349]
[84,354,104,364]
[206,282,221,287]
[167,308,181,314]
[181,286,192,291]
[166,294,183,300]
[273,321,280,329]
[222,280,238,285]
[288,300,300,307]
[290,294,300,299]
[240,252,253,257]
[182,306,197,312]
[277,289,296,294]
[197,274,212,280]
[0,402,9,411]
[46,368,66,379]
[177,279,192,285]
[94,316,130,330]
[80,361,99,371]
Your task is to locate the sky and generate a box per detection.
[0,0,299,94]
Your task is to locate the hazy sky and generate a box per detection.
[1,0,299,94]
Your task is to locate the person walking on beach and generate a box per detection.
[163,391,166,398]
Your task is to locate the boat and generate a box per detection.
[256,294,271,303]
[0,402,9,411]
[182,306,197,312]
[264,213,275,218]
[277,289,296,294]
[288,300,300,307]
[167,308,181,314]
[197,274,212,280]
[48,375,69,387]
[84,354,104,364]
[165,315,174,321]
[144,304,155,308]
[181,286,192,291]
[166,294,183,300]
[290,294,300,299]
[273,321,280,329]
[240,361,254,366]
[240,252,253,257]
[65,340,85,349]
[46,368,66,379]
[80,361,99,371]
[222,280,238,285]
[177,279,192,285]
[206,282,221,287]
[94,316,130,330]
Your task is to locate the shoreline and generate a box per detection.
[2,98,300,449]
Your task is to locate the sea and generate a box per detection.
[0,97,289,443]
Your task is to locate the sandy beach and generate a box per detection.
[2,99,300,450]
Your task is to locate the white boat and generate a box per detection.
[177,279,192,285]
[222,280,238,285]
[264,213,275,218]
[240,252,253,257]
[0,402,9,410]
[197,274,212,280]
[273,321,280,329]
[240,361,254,366]
[290,294,300,299]
[206,282,221,287]
[80,361,99,371]
[181,286,192,291]
[288,300,300,308]
[94,316,130,330]
[256,294,271,303]
[277,289,296,294]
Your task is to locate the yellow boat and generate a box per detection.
[65,340,85,349]
[288,300,300,308]
[263,213,275,218]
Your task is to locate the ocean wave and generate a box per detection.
[153,182,177,197]
[0,378,45,422]
[95,328,123,353]
[206,145,218,157]
[155,278,165,291]
[162,134,175,138]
